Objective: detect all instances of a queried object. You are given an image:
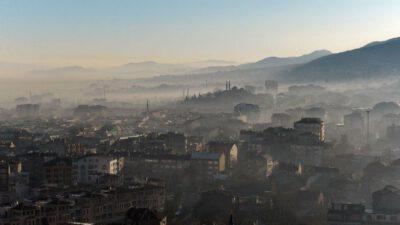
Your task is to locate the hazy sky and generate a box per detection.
[1,0,400,67]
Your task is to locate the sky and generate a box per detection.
[1,0,400,67]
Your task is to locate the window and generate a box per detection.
[377,215,386,220]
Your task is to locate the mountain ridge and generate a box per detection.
[240,49,331,69]
[283,37,400,82]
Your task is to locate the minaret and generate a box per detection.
[146,99,149,113]
[228,80,231,91]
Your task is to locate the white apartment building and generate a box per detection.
[72,155,124,185]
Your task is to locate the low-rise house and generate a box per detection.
[0,183,165,225]
[373,185,400,214]
[124,208,167,225]
[278,190,326,223]
[327,203,364,225]
[0,199,72,225]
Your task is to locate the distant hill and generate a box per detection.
[110,61,191,77]
[186,50,330,77]
[109,60,240,77]
[192,65,238,74]
[0,62,49,77]
[23,60,240,80]
[240,50,331,69]
[283,37,400,81]
[30,66,97,75]
[31,66,94,73]
[27,66,100,80]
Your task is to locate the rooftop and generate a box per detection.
[295,117,323,124]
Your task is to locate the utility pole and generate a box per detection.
[146,99,149,113]
[366,110,370,145]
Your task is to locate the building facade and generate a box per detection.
[72,155,124,185]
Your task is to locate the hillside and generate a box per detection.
[283,37,400,81]
[241,50,331,69]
